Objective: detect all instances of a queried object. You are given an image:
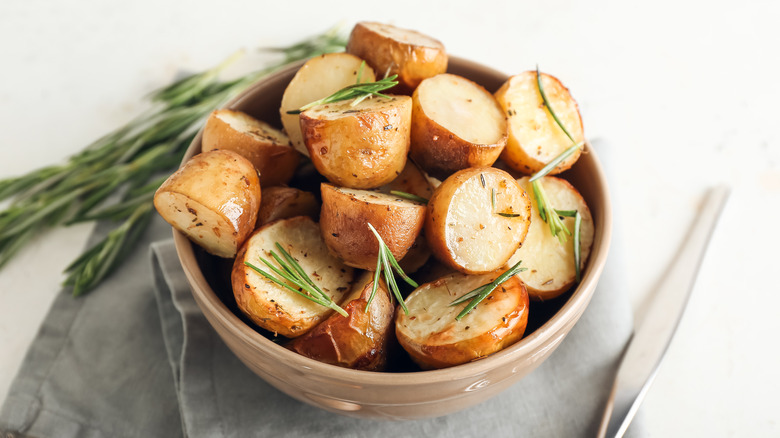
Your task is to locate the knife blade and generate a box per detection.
[597,185,730,438]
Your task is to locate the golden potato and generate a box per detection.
[410,74,507,179]
[320,183,426,270]
[256,186,319,227]
[232,216,354,338]
[300,95,412,189]
[201,109,299,186]
[495,71,584,175]
[346,21,447,94]
[505,176,595,300]
[378,159,434,201]
[287,272,395,370]
[280,53,376,156]
[425,167,531,274]
[154,150,260,258]
[396,272,529,369]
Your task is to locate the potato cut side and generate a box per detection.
[425,167,531,274]
[505,176,594,300]
[378,159,434,201]
[495,71,584,175]
[410,74,507,179]
[301,95,412,189]
[287,272,395,370]
[202,109,299,186]
[280,53,376,156]
[232,216,354,338]
[346,21,447,93]
[396,272,529,369]
[154,150,260,258]
[256,186,319,227]
[320,183,426,270]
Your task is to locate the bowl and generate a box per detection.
[172,56,612,420]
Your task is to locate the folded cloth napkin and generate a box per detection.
[1,140,643,437]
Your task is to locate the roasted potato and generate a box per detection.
[287,272,395,370]
[495,71,584,175]
[346,21,447,94]
[397,233,431,274]
[280,53,376,156]
[201,109,299,186]
[256,186,319,227]
[378,159,434,200]
[232,216,354,338]
[396,272,530,369]
[320,183,426,270]
[410,74,507,179]
[154,150,260,258]
[425,167,531,274]
[300,95,412,189]
[505,176,594,300]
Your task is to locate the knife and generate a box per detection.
[597,185,730,438]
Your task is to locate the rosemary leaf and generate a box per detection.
[497,212,521,218]
[574,211,582,282]
[366,223,417,313]
[390,190,428,204]
[287,75,399,114]
[451,260,527,320]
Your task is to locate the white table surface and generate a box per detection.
[1,1,778,436]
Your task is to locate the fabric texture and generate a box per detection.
[1,140,642,437]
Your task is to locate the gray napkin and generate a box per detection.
[1,140,642,437]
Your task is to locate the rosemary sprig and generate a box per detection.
[531,179,572,243]
[449,260,527,320]
[286,73,399,114]
[0,28,348,295]
[244,242,348,317]
[366,223,418,314]
[389,190,428,204]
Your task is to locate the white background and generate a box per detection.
[1,0,779,436]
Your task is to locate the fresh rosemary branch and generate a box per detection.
[286,72,399,114]
[531,179,572,244]
[389,190,428,204]
[366,223,418,314]
[449,260,527,321]
[0,28,348,295]
[244,242,348,317]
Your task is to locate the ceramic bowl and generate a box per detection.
[172,56,612,420]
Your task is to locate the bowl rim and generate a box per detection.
[172,55,613,385]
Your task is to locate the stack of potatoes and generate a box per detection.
[154,22,594,371]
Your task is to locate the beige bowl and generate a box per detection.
[172,56,612,420]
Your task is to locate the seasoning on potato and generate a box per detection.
[495,71,584,175]
[425,167,531,274]
[202,109,299,187]
[396,272,530,369]
[154,149,260,258]
[319,183,426,270]
[410,74,507,179]
[346,21,447,94]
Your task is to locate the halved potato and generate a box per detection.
[256,186,319,227]
[397,233,431,274]
[346,21,447,93]
[232,216,354,338]
[396,272,529,369]
[201,109,300,186]
[154,150,260,258]
[280,53,376,156]
[378,159,434,201]
[320,183,426,270]
[287,272,395,370]
[495,71,584,175]
[425,167,531,274]
[300,95,412,189]
[410,74,507,179]
[505,176,595,300]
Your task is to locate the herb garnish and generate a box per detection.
[449,260,527,320]
[244,242,348,317]
[366,223,418,314]
[389,190,429,204]
[286,67,399,114]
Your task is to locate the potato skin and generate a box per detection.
[202,109,300,186]
[346,21,447,94]
[410,76,507,180]
[396,274,529,369]
[287,273,395,370]
[256,186,319,227]
[154,150,260,258]
[319,183,426,270]
[301,96,412,189]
